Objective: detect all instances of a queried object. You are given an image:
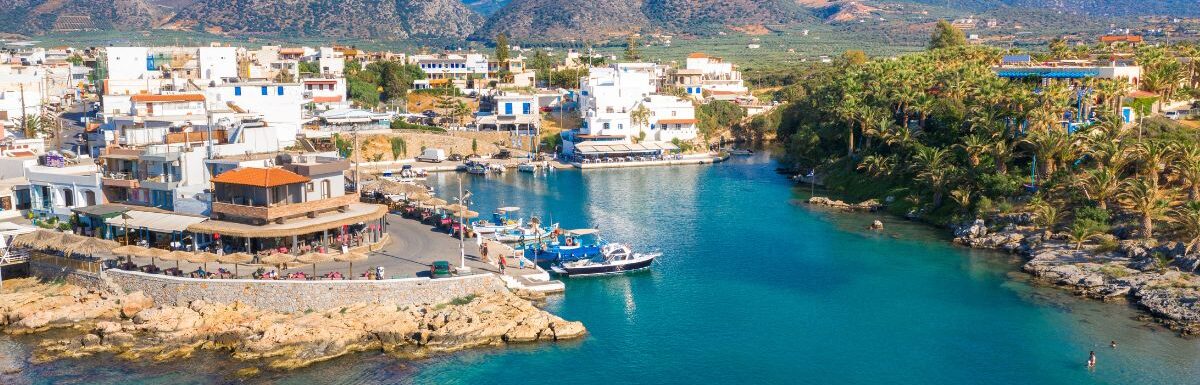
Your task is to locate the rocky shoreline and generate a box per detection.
[953,218,1200,334]
[0,277,585,374]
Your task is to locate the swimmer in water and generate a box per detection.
[1088,351,1096,368]
[1110,340,1117,348]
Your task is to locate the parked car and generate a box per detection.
[447,154,464,161]
[430,260,452,278]
[421,110,438,118]
[493,149,513,159]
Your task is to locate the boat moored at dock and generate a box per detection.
[550,243,659,277]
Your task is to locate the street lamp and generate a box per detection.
[455,174,473,273]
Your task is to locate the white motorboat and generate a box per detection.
[517,162,538,173]
[471,207,522,234]
[492,222,558,243]
[550,243,659,277]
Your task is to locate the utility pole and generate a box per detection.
[353,123,361,190]
[456,174,473,273]
[18,84,27,137]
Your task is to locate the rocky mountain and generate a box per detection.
[462,0,510,17]
[0,0,163,32]
[164,0,482,39]
[471,0,807,41]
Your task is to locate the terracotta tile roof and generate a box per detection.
[130,94,205,102]
[312,95,343,103]
[656,118,697,125]
[687,52,708,59]
[1101,35,1143,43]
[211,167,310,188]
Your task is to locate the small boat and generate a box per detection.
[492,220,558,243]
[382,165,426,183]
[550,243,659,277]
[727,148,753,155]
[465,161,487,175]
[488,163,506,174]
[471,207,522,234]
[517,162,538,173]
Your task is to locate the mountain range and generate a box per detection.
[2,0,1197,43]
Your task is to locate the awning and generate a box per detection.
[105,210,209,233]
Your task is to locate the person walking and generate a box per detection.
[498,255,506,275]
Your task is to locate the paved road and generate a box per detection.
[115,212,538,280]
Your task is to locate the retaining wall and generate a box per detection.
[103,269,506,313]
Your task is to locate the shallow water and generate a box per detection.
[6,153,1200,384]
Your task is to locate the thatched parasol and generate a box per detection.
[186,251,220,271]
[421,197,448,208]
[453,210,480,219]
[442,203,469,213]
[362,179,428,196]
[11,230,66,250]
[406,192,432,203]
[259,253,295,271]
[334,252,369,279]
[150,249,180,270]
[218,252,254,277]
[111,245,149,257]
[296,252,334,277]
[62,237,120,258]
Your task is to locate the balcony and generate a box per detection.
[140,174,181,191]
[211,194,356,225]
[101,172,140,189]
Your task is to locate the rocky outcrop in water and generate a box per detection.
[953,220,1200,334]
[0,278,585,371]
[807,197,881,212]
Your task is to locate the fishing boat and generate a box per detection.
[524,228,603,263]
[465,161,487,175]
[517,162,538,173]
[492,219,558,243]
[550,243,659,277]
[488,163,506,174]
[471,207,522,234]
[381,165,426,183]
[725,148,753,156]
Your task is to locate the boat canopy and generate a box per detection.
[567,228,599,235]
[497,206,520,212]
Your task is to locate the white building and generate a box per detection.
[0,64,45,129]
[27,162,104,220]
[567,63,697,152]
[680,53,748,99]
[303,77,348,109]
[197,46,239,85]
[477,93,539,132]
[411,53,489,81]
[206,82,306,151]
[317,47,345,77]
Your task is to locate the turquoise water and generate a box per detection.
[7,153,1200,384]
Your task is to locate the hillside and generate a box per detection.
[472,0,807,41]
[164,0,482,39]
[1,0,163,32]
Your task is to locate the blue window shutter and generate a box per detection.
[261,86,268,95]
[277,86,284,95]
[522,103,531,114]
[505,103,513,115]
[234,87,242,96]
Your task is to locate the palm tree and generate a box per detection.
[1172,201,1200,254]
[955,134,990,169]
[857,154,896,177]
[1066,221,1105,250]
[1172,144,1200,200]
[630,104,651,143]
[1133,140,1172,188]
[1029,198,1065,238]
[910,146,955,207]
[1117,178,1175,239]
[1076,167,1122,211]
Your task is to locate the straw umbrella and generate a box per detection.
[186,251,220,272]
[12,229,64,250]
[148,248,177,270]
[442,203,469,213]
[63,237,119,258]
[259,253,295,272]
[334,252,368,279]
[111,245,149,257]
[218,252,254,277]
[422,197,448,208]
[296,252,334,278]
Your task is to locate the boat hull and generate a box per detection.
[552,255,656,277]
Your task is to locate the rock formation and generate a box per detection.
[0,278,585,370]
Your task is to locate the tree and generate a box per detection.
[1173,145,1200,200]
[842,50,868,66]
[623,36,640,61]
[1076,167,1121,211]
[1066,220,1105,250]
[910,146,955,207]
[630,104,651,142]
[1117,178,1174,239]
[929,20,967,50]
[471,138,478,155]
[1172,201,1200,254]
[495,34,510,63]
[390,137,407,160]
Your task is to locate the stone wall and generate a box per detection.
[104,269,507,313]
[30,262,107,292]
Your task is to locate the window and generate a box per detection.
[306,182,314,192]
[675,124,682,130]
[522,103,531,115]
[84,191,96,206]
[62,188,73,207]
[603,123,610,130]
[650,124,656,130]
[618,124,623,130]
[261,86,268,95]
[277,86,284,95]
[234,86,242,96]
[322,180,331,199]
[504,103,513,115]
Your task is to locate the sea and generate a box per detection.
[4,152,1200,384]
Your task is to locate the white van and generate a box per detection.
[417,148,447,163]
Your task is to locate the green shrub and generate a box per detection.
[1074,206,1110,227]
[449,294,478,306]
